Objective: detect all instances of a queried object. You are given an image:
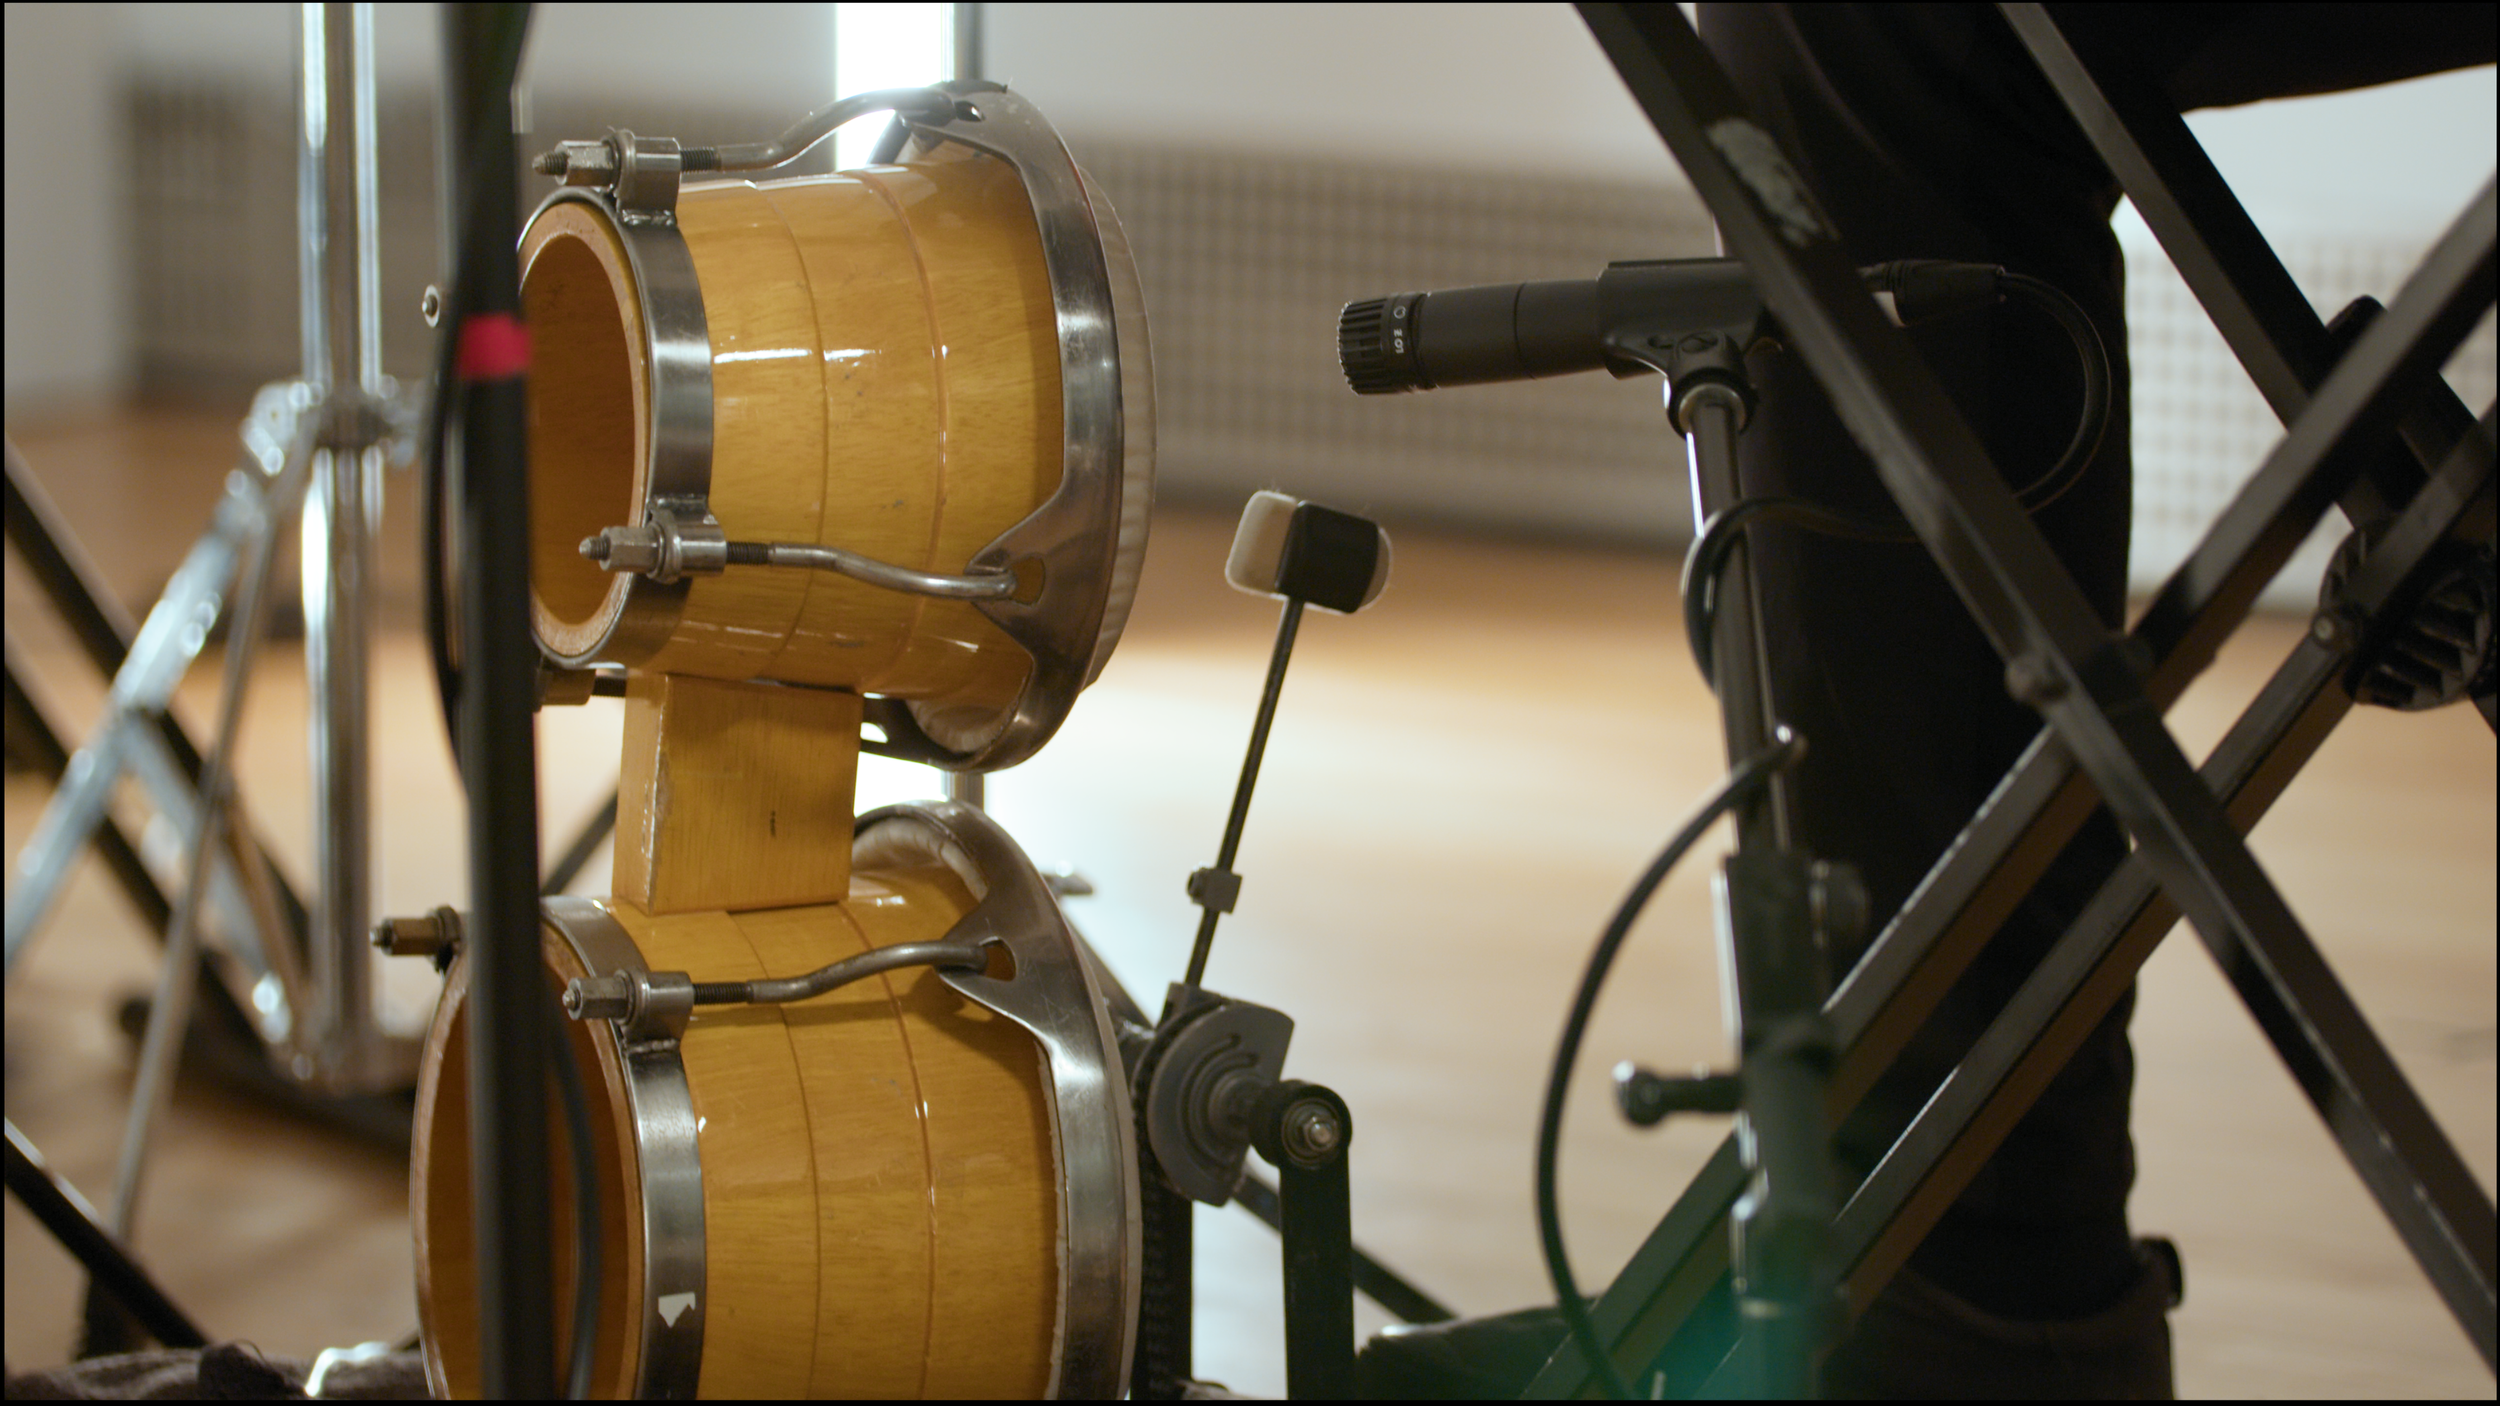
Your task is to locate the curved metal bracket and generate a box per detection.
[525,183,714,671]
[882,83,1132,772]
[852,800,1141,1400]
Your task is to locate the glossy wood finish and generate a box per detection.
[520,146,1060,737]
[522,199,647,666]
[510,138,1080,1395]
[410,928,642,1400]
[408,872,1060,1399]
[612,673,861,915]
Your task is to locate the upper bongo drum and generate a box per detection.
[523,83,1153,770]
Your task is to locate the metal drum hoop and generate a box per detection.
[526,154,714,671]
[541,895,708,1400]
[891,83,1133,772]
[853,799,1144,1400]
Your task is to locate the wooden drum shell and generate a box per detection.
[524,142,1062,736]
[411,866,1063,1399]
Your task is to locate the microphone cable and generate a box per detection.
[1534,734,1805,1400]
[1682,268,2112,685]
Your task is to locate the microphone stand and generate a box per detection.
[1613,326,1858,1398]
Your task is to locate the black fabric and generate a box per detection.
[1674,0,2492,1341]
[4,1346,427,1401]
[1820,1238,2184,1399]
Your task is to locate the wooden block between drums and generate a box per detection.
[615,672,861,914]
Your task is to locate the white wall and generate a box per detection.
[985,2,1682,181]
[94,2,2493,213]
[5,4,130,411]
[110,2,837,107]
[7,3,2491,414]
[2178,64,2495,242]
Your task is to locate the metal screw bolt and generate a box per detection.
[1282,1101,1342,1161]
[2003,654,2067,708]
[420,285,442,328]
[535,139,618,186]
[565,975,634,1022]
[372,907,460,958]
[581,524,662,575]
[2311,611,2348,648]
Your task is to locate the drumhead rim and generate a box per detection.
[542,896,710,1398]
[896,84,1151,772]
[521,187,712,671]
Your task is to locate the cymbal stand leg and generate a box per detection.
[105,406,322,1240]
[3,429,299,986]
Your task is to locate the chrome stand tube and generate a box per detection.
[296,1,389,1090]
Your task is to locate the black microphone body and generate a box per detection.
[1338,257,2005,395]
[1339,259,1765,394]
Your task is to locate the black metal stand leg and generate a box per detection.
[1678,350,1853,1395]
[1718,849,1841,1399]
[1233,1169,1457,1326]
[540,791,618,898]
[1698,411,2497,1395]
[1543,404,2497,1397]
[1523,5,2497,1394]
[1252,1081,1355,1400]
[6,1119,207,1350]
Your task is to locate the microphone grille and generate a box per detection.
[1338,294,1422,395]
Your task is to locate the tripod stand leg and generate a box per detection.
[5,418,301,978]
[103,402,319,1239]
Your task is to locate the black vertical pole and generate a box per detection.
[443,6,553,1398]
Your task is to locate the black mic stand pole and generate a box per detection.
[1638,331,1856,1397]
[442,6,555,1397]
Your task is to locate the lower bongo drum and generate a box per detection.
[522,82,1154,770]
[410,802,1141,1398]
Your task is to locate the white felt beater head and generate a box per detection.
[1224,489,1392,611]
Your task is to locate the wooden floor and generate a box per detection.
[5,407,2492,1397]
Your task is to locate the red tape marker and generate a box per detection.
[456,313,531,381]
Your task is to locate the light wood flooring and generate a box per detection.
[5,407,2493,1397]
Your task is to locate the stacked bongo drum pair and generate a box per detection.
[410,84,1153,1398]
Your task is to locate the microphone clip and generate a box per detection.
[1609,325,1762,436]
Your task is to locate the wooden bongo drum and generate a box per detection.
[410,84,1147,1399]
[411,804,1139,1400]
[522,83,1154,770]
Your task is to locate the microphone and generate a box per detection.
[1337,258,2004,395]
